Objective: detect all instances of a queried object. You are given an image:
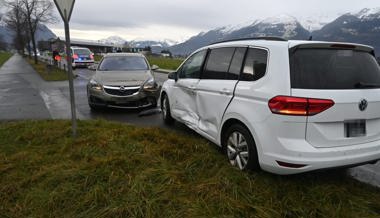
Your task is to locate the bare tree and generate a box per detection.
[3,0,28,54]
[21,0,56,64]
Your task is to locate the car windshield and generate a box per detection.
[98,56,149,71]
[290,48,380,89]
[74,49,91,55]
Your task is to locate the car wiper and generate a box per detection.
[354,82,380,89]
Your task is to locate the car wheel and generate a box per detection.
[87,93,101,111]
[161,94,174,125]
[89,103,100,111]
[223,124,260,171]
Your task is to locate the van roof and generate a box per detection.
[201,39,374,54]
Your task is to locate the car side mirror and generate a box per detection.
[168,71,178,81]
[151,65,159,71]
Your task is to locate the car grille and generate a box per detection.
[104,86,140,96]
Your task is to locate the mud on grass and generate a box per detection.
[0,120,379,218]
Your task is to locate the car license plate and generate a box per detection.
[345,120,366,138]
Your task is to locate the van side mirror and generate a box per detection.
[151,65,159,70]
[168,71,177,81]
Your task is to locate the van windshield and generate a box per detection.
[290,48,380,89]
[98,56,149,71]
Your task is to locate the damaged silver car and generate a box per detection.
[87,53,160,110]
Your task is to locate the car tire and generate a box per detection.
[87,93,101,111]
[223,124,260,171]
[89,103,100,111]
[161,94,174,125]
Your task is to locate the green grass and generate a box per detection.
[94,54,103,62]
[0,52,12,68]
[147,56,183,70]
[26,58,69,81]
[0,120,379,217]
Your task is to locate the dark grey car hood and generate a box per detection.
[94,70,152,86]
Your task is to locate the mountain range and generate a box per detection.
[0,13,56,47]
[170,8,380,56]
[99,36,177,53]
[1,8,380,56]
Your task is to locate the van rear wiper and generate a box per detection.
[354,82,380,89]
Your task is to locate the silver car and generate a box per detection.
[87,53,160,110]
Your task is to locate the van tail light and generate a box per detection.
[72,54,79,60]
[268,96,334,116]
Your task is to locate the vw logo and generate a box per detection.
[359,99,368,111]
[119,86,126,92]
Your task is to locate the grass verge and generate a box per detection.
[0,52,12,68]
[26,58,68,81]
[0,120,379,217]
[94,54,103,62]
[147,56,183,70]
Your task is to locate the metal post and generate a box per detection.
[64,9,77,137]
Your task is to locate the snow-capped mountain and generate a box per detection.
[170,14,310,56]
[313,8,380,55]
[297,13,340,31]
[353,8,380,20]
[99,36,127,46]
[98,36,177,50]
[170,8,380,56]
[128,40,172,48]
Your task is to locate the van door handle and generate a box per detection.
[219,88,231,95]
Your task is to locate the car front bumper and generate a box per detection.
[88,86,160,109]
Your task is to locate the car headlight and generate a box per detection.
[143,77,158,91]
[90,79,102,91]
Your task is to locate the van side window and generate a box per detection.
[227,47,247,80]
[203,47,235,80]
[179,50,207,79]
[241,48,268,81]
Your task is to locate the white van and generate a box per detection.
[160,37,380,175]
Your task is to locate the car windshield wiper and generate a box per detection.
[354,82,380,89]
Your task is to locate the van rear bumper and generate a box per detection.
[259,137,380,175]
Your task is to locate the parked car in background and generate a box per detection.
[160,37,380,175]
[87,53,160,110]
[71,46,94,68]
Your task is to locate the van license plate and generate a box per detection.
[345,120,366,138]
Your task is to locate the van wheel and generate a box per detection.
[223,124,259,171]
[161,94,174,125]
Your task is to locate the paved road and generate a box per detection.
[0,54,51,120]
[0,54,379,187]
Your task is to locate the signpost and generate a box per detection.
[53,0,77,137]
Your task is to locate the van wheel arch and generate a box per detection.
[221,118,260,170]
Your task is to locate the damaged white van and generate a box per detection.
[160,38,380,175]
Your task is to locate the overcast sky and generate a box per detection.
[49,0,380,42]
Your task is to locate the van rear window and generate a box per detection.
[290,49,380,89]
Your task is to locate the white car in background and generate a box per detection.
[160,37,380,175]
[71,46,94,68]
